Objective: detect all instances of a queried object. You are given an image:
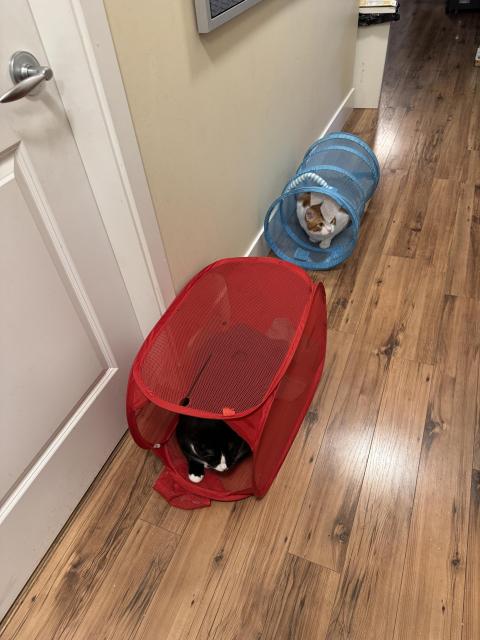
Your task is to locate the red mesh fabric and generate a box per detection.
[126,258,327,509]
[161,434,255,499]
[134,259,312,418]
[153,470,212,510]
[253,285,327,496]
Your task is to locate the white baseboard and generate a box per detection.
[245,226,269,257]
[246,87,355,258]
[322,87,355,137]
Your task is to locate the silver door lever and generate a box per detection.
[0,51,53,104]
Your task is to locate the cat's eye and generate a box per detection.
[197,445,214,459]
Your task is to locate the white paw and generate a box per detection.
[189,473,204,483]
[215,455,228,472]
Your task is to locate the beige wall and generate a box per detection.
[104,0,358,290]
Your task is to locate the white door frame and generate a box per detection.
[28,0,175,337]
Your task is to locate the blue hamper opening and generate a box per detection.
[265,132,379,271]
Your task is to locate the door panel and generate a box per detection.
[0,0,145,618]
[1,143,106,500]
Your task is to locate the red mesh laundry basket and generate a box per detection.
[126,257,327,509]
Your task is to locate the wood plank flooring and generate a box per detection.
[1,1,480,638]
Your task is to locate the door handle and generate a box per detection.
[0,51,53,104]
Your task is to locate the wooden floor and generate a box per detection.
[2,1,480,638]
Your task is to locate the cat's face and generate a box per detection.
[181,418,250,472]
[189,437,228,472]
[305,205,336,236]
[190,437,249,471]
[297,193,335,236]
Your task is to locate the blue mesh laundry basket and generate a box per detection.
[264,132,380,270]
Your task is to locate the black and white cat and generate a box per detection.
[176,415,251,483]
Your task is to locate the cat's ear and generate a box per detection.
[297,192,310,206]
[310,204,323,215]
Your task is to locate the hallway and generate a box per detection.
[1,1,479,638]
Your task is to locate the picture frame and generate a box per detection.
[195,0,264,33]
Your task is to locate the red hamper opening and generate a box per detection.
[126,258,327,509]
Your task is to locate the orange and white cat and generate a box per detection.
[296,192,349,248]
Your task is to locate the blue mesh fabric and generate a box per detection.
[264,132,379,270]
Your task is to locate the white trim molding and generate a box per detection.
[29,0,176,336]
[322,88,355,139]
[246,87,355,258]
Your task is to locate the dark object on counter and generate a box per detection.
[446,0,480,12]
[359,9,400,26]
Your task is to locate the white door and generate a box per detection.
[0,1,145,618]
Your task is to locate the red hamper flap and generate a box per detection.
[154,468,211,509]
[132,258,315,419]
